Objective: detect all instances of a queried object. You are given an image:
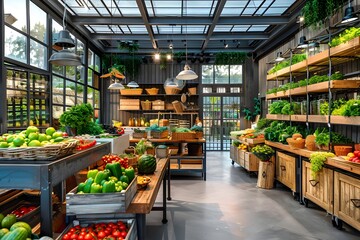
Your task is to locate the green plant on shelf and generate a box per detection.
[251,144,275,162]
[243,98,261,121]
[310,152,335,179]
[329,27,360,47]
[268,54,307,75]
[269,100,288,114]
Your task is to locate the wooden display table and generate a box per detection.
[127,158,170,240]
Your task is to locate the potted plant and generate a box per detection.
[59,103,102,136]
[251,145,275,162]
[252,144,275,189]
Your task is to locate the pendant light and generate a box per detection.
[127,42,139,88]
[49,6,81,66]
[297,36,308,49]
[107,1,125,90]
[275,52,284,62]
[341,0,358,24]
[176,0,198,81]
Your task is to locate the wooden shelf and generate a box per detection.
[266,114,360,126]
[266,37,360,80]
[266,114,290,121]
[120,94,199,97]
[266,141,360,175]
[266,80,360,99]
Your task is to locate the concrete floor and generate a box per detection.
[146,151,360,240]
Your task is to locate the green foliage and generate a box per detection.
[263,121,310,144]
[268,54,307,75]
[255,118,273,131]
[251,145,275,162]
[281,102,301,115]
[315,127,353,146]
[146,124,168,132]
[303,0,346,27]
[77,121,104,135]
[243,98,261,121]
[329,27,360,47]
[102,54,142,81]
[215,52,247,65]
[59,103,94,129]
[330,72,344,80]
[310,152,336,179]
[342,99,360,116]
[269,100,288,114]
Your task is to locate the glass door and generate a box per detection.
[203,96,240,151]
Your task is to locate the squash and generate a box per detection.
[10,222,32,237]
[2,227,28,240]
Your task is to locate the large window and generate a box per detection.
[201,65,243,85]
[4,0,48,70]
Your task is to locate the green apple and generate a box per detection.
[0,142,9,148]
[40,141,49,146]
[38,133,48,142]
[52,132,63,139]
[25,126,39,137]
[6,135,15,143]
[13,137,25,147]
[28,140,41,147]
[45,127,56,136]
[46,135,52,141]
[28,132,39,141]
[0,137,4,142]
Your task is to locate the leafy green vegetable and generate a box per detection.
[190,125,203,132]
[134,128,146,133]
[77,121,104,135]
[310,152,335,179]
[342,99,360,116]
[269,100,288,114]
[281,102,301,115]
[146,124,168,132]
[268,54,307,75]
[329,27,360,47]
[135,139,153,155]
[232,140,241,147]
[330,72,344,80]
[255,118,272,131]
[173,127,192,133]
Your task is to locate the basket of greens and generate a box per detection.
[190,125,203,139]
[146,124,169,139]
[251,145,275,162]
[171,127,196,140]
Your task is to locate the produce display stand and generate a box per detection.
[129,138,206,180]
[0,142,111,237]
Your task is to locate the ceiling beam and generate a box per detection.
[103,47,254,54]
[135,0,157,49]
[92,32,269,41]
[70,16,290,26]
[201,0,226,51]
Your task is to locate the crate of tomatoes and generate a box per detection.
[75,139,97,151]
[57,218,137,240]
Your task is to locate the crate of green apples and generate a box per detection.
[0,126,78,161]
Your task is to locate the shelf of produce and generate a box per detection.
[265,140,313,158]
[291,115,307,122]
[266,114,290,121]
[266,37,360,81]
[266,114,360,126]
[326,157,360,176]
[266,80,360,99]
[119,94,199,97]
[0,142,111,237]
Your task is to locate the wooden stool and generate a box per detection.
[257,157,275,189]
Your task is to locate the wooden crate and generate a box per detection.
[230,145,235,160]
[56,219,137,240]
[151,130,168,139]
[65,177,137,215]
[334,172,360,231]
[120,88,143,95]
[172,132,196,140]
[244,152,260,172]
[119,99,140,110]
[276,152,296,192]
[246,138,265,144]
[239,150,246,168]
[302,161,333,214]
[152,100,165,110]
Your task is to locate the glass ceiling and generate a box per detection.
[56,0,299,51]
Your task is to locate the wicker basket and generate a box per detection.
[334,145,353,156]
[151,130,169,139]
[188,87,197,95]
[120,88,143,95]
[0,140,78,161]
[172,132,196,140]
[165,86,181,95]
[145,88,159,95]
[132,132,147,139]
[127,156,138,167]
[141,101,152,110]
[286,138,305,149]
[172,101,184,113]
[195,132,203,139]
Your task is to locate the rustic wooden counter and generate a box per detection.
[127,158,170,240]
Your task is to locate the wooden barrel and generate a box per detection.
[257,157,275,189]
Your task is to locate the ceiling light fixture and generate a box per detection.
[154,53,160,60]
[49,6,81,66]
[308,42,320,52]
[108,79,125,90]
[297,36,308,49]
[176,0,198,81]
[166,54,172,60]
[275,52,284,62]
[341,0,358,23]
[224,41,229,48]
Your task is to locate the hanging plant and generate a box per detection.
[119,41,139,53]
[160,53,168,70]
[303,0,346,27]
[215,52,247,65]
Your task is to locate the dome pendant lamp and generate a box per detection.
[176,0,198,81]
[49,6,82,66]
[341,0,358,24]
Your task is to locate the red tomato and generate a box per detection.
[120,231,127,238]
[98,231,106,238]
[69,227,76,232]
[112,230,122,238]
[79,232,87,236]
[119,225,126,231]
[70,233,79,239]
[62,233,71,240]
[84,233,95,240]
[78,236,84,240]
[107,223,115,228]
[354,151,360,157]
